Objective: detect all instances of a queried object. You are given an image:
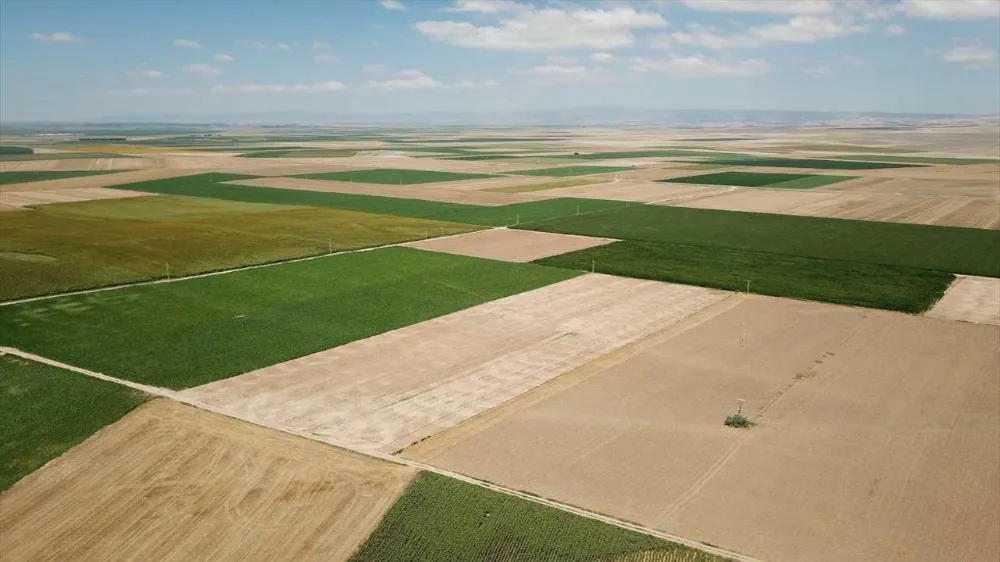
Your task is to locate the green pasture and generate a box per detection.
[0,171,122,185]
[662,171,853,189]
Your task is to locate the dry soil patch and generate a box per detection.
[541,180,729,203]
[404,228,615,262]
[926,275,1000,325]
[0,187,151,208]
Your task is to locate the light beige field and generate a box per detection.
[927,275,1000,325]
[0,187,151,208]
[0,399,414,562]
[405,295,1000,562]
[827,175,1000,198]
[0,158,151,172]
[541,180,730,203]
[228,176,545,206]
[181,275,730,455]
[0,168,201,192]
[404,228,614,262]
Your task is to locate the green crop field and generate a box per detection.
[537,240,952,312]
[0,194,478,301]
[828,155,1000,165]
[701,157,921,170]
[0,152,137,161]
[513,165,634,177]
[239,149,358,158]
[0,145,33,155]
[115,172,627,226]
[349,472,728,562]
[0,170,122,185]
[0,248,577,389]
[0,355,146,492]
[294,168,496,184]
[521,205,1000,277]
[662,171,853,189]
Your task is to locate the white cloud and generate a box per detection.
[368,69,497,90]
[804,65,832,74]
[313,41,332,51]
[214,53,235,62]
[631,55,770,77]
[106,88,194,96]
[680,0,834,15]
[183,63,222,75]
[241,40,291,51]
[416,3,667,51]
[173,39,201,48]
[653,16,866,50]
[927,44,1000,68]
[364,64,392,74]
[590,52,614,63]
[127,69,164,78]
[315,53,340,63]
[379,0,408,10]
[546,54,578,64]
[276,43,291,51]
[512,64,590,76]
[211,81,347,94]
[885,24,906,35]
[444,0,522,13]
[30,32,81,43]
[902,0,1000,20]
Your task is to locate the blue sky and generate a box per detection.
[1,0,998,120]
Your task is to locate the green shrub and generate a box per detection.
[724,413,753,428]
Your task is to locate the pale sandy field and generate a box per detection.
[405,295,1000,562]
[180,275,730,454]
[0,158,150,172]
[228,176,546,206]
[0,187,151,208]
[926,275,1000,325]
[0,168,201,192]
[0,399,414,562]
[404,228,615,262]
[540,180,731,203]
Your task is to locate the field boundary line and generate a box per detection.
[0,227,495,307]
[2,345,761,562]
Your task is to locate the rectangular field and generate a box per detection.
[405,229,615,262]
[0,355,146,491]
[662,171,853,189]
[703,157,921,169]
[537,240,952,312]
[293,168,495,184]
[521,205,1000,277]
[349,472,728,562]
[0,170,122,185]
[513,166,634,177]
[0,194,478,301]
[485,178,601,193]
[179,274,728,453]
[926,275,1000,325]
[829,155,999,165]
[0,187,149,208]
[1,399,415,562]
[404,295,1000,562]
[0,247,576,388]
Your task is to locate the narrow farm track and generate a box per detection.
[0,346,762,562]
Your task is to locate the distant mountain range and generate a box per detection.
[5,107,998,128]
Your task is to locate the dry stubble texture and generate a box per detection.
[926,275,1000,325]
[403,228,615,262]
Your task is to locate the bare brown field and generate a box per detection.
[0,187,151,208]
[0,168,203,193]
[228,176,545,206]
[541,180,730,203]
[824,175,1000,198]
[0,399,415,562]
[331,154,546,173]
[405,295,1000,562]
[926,275,1000,325]
[404,228,614,262]
[0,158,150,172]
[180,275,730,454]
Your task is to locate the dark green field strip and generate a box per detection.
[349,472,728,562]
[0,152,138,161]
[293,168,496,184]
[114,173,626,226]
[828,155,1000,165]
[0,194,479,301]
[701,157,921,170]
[537,240,952,313]
[513,166,634,177]
[765,175,854,189]
[520,205,1000,277]
[0,355,146,492]
[0,170,123,185]
[0,145,33,155]
[661,171,853,189]
[239,149,357,158]
[0,248,577,389]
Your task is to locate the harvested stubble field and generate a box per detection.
[180,274,726,453]
[0,151,138,162]
[405,229,614,262]
[926,275,1000,325]
[662,171,853,189]
[349,472,728,562]
[522,205,1000,277]
[406,295,1000,562]
[538,181,730,204]
[0,355,146,491]
[0,170,122,184]
[239,148,358,158]
[0,247,575,388]
[0,186,149,208]
[829,154,999,165]
[0,194,477,301]
[1,399,415,562]
[485,178,601,193]
[294,168,496,184]
[702,157,921,169]
[513,165,635,177]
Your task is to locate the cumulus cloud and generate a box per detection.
[313,41,332,51]
[183,63,222,75]
[173,39,201,48]
[368,69,497,90]
[512,64,590,76]
[315,53,340,63]
[546,54,578,64]
[902,0,999,20]
[30,32,81,43]
[631,55,770,77]
[804,65,832,74]
[680,0,834,15]
[214,53,235,62]
[127,69,164,78]
[379,0,408,10]
[590,52,614,63]
[651,16,867,50]
[416,2,667,51]
[927,44,1000,68]
[241,40,291,51]
[885,24,906,34]
[444,0,522,13]
[211,81,347,93]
